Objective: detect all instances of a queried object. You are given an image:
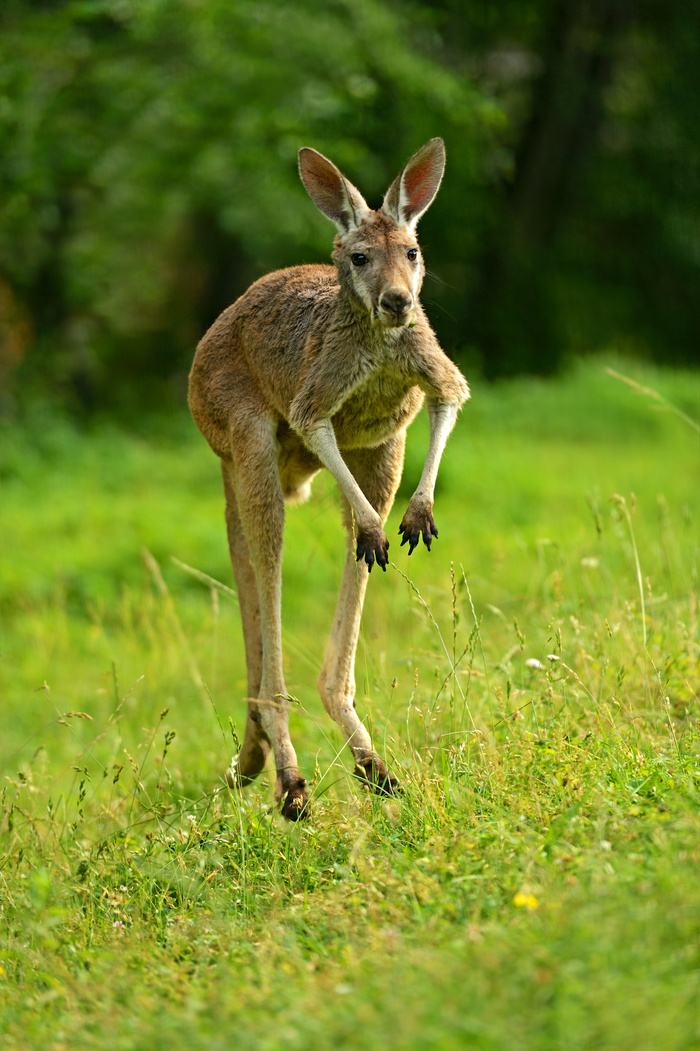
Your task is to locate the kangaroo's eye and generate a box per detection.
[351,253,368,267]
[407,248,419,262]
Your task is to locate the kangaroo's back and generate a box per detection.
[189,262,339,458]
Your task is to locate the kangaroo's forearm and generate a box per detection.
[302,419,390,572]
[397,396,464,554]
[301,420,380,529]
[413,400,459,504]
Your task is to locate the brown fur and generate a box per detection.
[188,138,469,817]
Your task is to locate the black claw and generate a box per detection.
[399,518,438,554]
[357,534,390,573]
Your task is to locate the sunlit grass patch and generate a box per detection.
[1,357,698,1049]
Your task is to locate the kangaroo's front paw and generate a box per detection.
[279,777,309,821]
[398,503,438,554]
[355,526,389,573]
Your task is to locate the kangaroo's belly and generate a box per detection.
[275,380,423,500]
[331,380,424,450]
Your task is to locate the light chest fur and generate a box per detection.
[328,361,424,449]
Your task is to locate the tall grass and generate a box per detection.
[0,357,698,1050]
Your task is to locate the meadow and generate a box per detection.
[1,357,698,1050]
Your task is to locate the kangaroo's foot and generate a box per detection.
[354,756,400,797]
[276,773,309,821]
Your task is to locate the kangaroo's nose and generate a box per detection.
[379,289,413,317]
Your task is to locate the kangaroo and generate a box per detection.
[188,137,469,819]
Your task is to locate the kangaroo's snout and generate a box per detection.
[378,288,414,327]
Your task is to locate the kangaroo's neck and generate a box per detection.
[335,283,413,349]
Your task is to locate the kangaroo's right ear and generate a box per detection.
[382,137,446,232]
[299,148,370,235]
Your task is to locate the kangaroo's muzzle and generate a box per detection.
[378,288,414,327]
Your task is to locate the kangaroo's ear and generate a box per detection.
[382,137,445,231]
[299,148,370,234]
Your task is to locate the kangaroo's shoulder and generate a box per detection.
[241,264,339,305]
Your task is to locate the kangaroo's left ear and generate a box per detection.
[299,147,371,235]
[382,137,445,232]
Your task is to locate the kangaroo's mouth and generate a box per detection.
[374,296,415,328]
[379,311,412,329]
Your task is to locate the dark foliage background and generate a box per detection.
[1,0,697,416]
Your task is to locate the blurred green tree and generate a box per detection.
[426,0,699,376]
[0,0,696,414]
[0,0,497,411]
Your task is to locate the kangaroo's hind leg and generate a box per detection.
[317,432,406,796]
[221,460,271,786]
[222,420,307,820]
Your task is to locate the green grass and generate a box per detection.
[1,357,698,1050]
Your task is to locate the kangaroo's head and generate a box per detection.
[298,138,445,330]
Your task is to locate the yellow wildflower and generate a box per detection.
[513,891,539,910]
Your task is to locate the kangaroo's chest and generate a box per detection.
[331,371,424,449]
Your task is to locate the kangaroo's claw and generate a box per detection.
[398,507,438,554]
[356,529,389,572]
